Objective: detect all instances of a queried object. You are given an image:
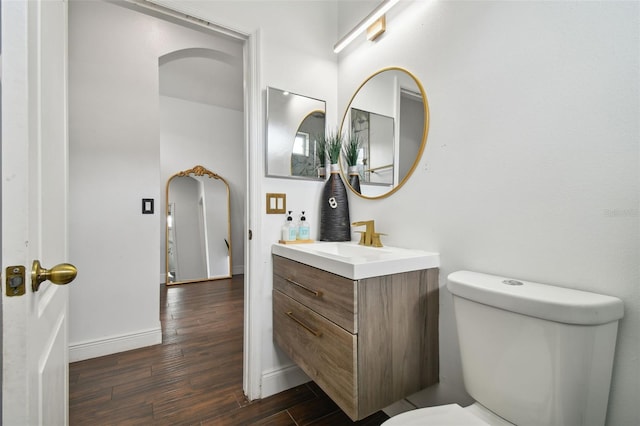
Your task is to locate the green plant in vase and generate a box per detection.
[324,130,343,168]
[316,134,327,179]
[319,129,351,241]
[343,133,361,193]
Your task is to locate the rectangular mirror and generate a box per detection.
[266,87,326,179]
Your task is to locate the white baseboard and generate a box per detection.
[69,326,162,362]
[159,266,245,284]
[260,364,310,399]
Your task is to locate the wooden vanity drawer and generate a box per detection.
[273,255,357,333]
[273,289,357,418]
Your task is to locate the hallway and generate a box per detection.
[69,277,389,425]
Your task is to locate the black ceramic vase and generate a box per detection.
[347,166,361,194]
[319,164,351,241]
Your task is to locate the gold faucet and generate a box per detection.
[352,220,384,247]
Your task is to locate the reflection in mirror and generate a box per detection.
[351,108,395,186]
[341,67,429,199]
[291,110,326,177]
[266,87,326,179]
[166,165,232,285]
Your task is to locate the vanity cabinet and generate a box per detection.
[272,255,439,421]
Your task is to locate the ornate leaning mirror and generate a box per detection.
[340,67,430,199]
[266,86,326,180]
[165,165,232,285]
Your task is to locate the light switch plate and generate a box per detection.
[142,198,154,214]
[266,193,286,214]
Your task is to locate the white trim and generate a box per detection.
[69,327,162,362]
[260,364,310,399]
[243,28,263,401]
[159,268,245,282]
[125,0,246,41]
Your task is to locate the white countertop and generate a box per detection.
[272,241,440,280]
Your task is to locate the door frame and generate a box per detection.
[242,28,263,401]
[128,0,263,400]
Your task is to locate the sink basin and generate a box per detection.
[272,242,440,279]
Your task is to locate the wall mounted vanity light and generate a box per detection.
[366,16,386,42]
[333,0,400,53]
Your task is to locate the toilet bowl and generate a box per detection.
[383,270,624,426]
[383,402,515,426]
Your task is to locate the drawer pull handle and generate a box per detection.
[286,278,323,297]
[285,311,322,337]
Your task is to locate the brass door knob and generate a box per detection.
[31,260,77,292]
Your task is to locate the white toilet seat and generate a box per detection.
[464,402,514,425]
[382,404,490,426]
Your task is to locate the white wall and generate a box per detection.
[152,0,339,396]
[337,1,639,425]
[160,96,245,276]
[68,0,245,360]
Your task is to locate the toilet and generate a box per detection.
[384,270,624,426]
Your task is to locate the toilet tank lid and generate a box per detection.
[447,271,624,325]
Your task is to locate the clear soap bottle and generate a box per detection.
[297,211,310,240]
[281,211,297,241]
[288,211,298,241]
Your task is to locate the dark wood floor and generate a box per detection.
[69,276,389,425]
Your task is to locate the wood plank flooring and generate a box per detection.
[69,276,389,425]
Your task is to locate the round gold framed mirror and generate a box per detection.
[339,67,430,199]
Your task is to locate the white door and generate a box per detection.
[2,0,75,425]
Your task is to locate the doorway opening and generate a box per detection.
[87,0,260,399]
[159,46,243,285]
[143,3,253,397]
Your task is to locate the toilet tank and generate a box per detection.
[447,271,624,426]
